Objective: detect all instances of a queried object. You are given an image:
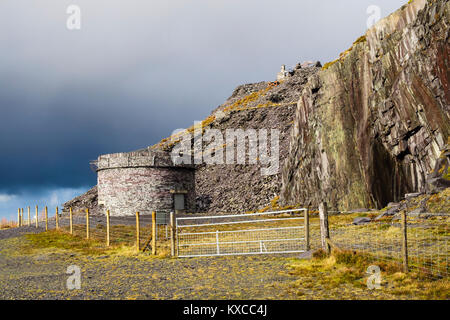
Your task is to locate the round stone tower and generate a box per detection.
[96,148,195,216]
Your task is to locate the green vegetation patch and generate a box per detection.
[24,231,107,256]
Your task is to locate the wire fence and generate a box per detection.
[327,211,449,279]
[10,206,172,254]
[6,205,449,280]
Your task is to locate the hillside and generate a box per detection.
[65,0,449,215]
[64,64,320,214]
[151,64,320,213]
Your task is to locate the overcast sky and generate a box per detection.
[0,0,406,220]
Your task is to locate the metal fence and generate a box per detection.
[176,209,316,257]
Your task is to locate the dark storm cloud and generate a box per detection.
[0,0,406,209]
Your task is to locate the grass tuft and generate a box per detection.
[286,249,449,299]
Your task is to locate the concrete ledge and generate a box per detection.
[96,149,194,171]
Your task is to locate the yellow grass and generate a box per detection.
[286,249,449,299]
[23,224,172,259]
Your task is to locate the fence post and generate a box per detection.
[152,211,157,255]
[319,202,331,255]
[55,206,59,230]
[69,207,73,235]
[35,205,38,228]
[170,212,176,257]
[216,230,220,255]
[17,208,21,227]
[86,209,90,240]
[305,207,310,251]
[401,211,409,273]
[106,210,110,247]
[21,208,24,227]
[45,206,48,231]
[27,207,31,226]
[136,212,140,253]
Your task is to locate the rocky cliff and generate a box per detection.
[152,65,320,213]
[280,0,450,210]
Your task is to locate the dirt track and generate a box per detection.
[0,235,298,300]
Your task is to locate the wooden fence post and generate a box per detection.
[402,211,409,273]
[106,210,110,247]
[86,209,90,240]
[305,207,310,251]
[17,208,21,227]
[45,206,48,231]
[319,202,331,255]
[27,207,31,226]
[152,211,157,255]
[170,212,176,257]
[136,212,140,253]
[35,205,38,228]
[69,207,73,235]
[55,206,59,230]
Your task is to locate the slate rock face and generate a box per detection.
[281,0,449,210]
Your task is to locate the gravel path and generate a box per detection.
[0,225,45,240]
[0,232,412,300]
[0,235,298,300]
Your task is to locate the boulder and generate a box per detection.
[352,217,372,225]
[405,192,423,199]
[375,205,402,220]
[349,208,370,213]
[409,206,427,217]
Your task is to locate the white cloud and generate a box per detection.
[49,192,60,207]
[0,194,15,203]
[0,187,88,221]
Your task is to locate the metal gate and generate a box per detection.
[176,209,308,257]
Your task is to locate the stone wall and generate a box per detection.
[97,150,195,216]
[96,149,193,170]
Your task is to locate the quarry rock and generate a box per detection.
[352,217,372,225]
[281,0,449,211]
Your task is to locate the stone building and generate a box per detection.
[95,148,195,216]
[276,65,289,81]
